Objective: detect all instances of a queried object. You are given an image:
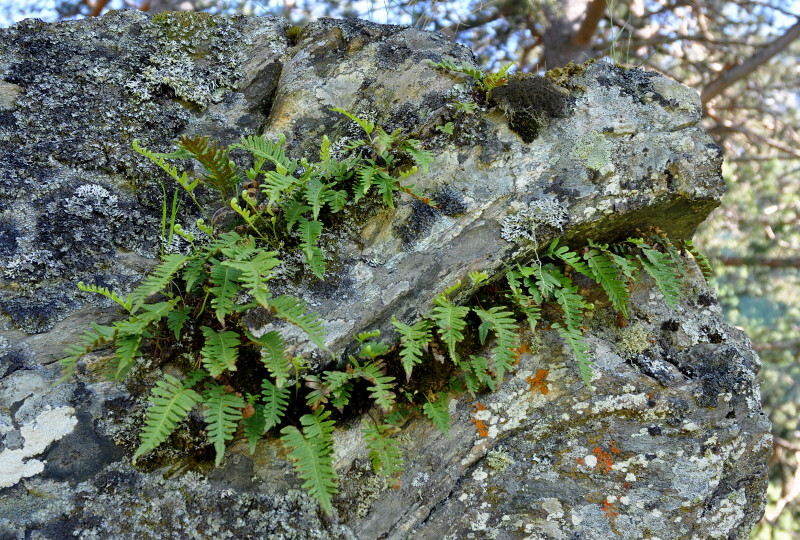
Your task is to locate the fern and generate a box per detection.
[636,243,682,309]
[222,250,281,309]
[463,355,494,395]
[474,306,519,386]
[58,323,118,382]
[178,135,241,202]
[203,384,245,466]
[353,360,396,413]
[268,295,327,350]
[553,322,593,388]
[243,396,266,454]
[167,306,190,340]
[208,260,241,324]
[362,420,404,479]
[132,374,202,464]
[110,333,143,380]
[391,317,432,382]
[232,133,295,174]
[297,217,326,279]
[77,282,132,312]
[131,253,188,311]
[260,378,290,431]
[684,239,713,284]
[422,392,451,438]
[200,326,240,377]
[247,330,291,388]
[506,267,542,334]
[280,409,338,515]
[431,292,470,366]
[584,247,630,318]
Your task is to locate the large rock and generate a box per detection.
[0,10,770,539]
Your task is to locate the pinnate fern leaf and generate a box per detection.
[431,293,470,366]
[268,295,327,350]
[298,217,326,279]
[280,409,338,515]
[200,326,240,377]
[553,322,593,389]
[422,392,451,438]
[474,306,519,385]
[77,282,132,312]
[684,239,713,284]
[354,360,396,413]
[584,247,630,318]
[247,330,291,388]
[131,253,188,310]
[391,316,432,381]
[638,246,682,309]
[132,374,202,464]
[222,250,280,309]
[243,398,266,454]
[208,260,241,324]
[58,323,117,382]
[362,420,404,479]
[203,384,245,466]
[260,378,290,432]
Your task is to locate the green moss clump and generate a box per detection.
[491,74,566,143]
[545,59,595,87]
[286,25,304,46]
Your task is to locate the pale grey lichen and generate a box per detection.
[500,199,567,244]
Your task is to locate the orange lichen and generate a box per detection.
[526,369,549,394]
[471,402,489,437]
[593,447,614,474]
[610,439,621,454]
[602,499,619,518]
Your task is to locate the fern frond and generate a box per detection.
[132,139,200,195]
[132,374,202,464]
[77,282,132,312]
[354,163,376,203]
[110,332,143,380]
[232,133,295,174]
[431,293,470,366]
[362,420,404,478]
[58,323,118,382]
[178,135,241,201]
[474,306,519,385]
[684,239,713,284]
[247,330,291,388]
[268,295,327,350]
[200,326,240,377]
[401,140,434,174]
[297,217,326,279]
[222,251,280,309]
[323,370,356,412]
[584,247,630,318]
[262,170,300,211]
[131,253,188,311]
[463,355,494,395]
[331,107,374,135]
[547,239,592,278]
[260,378,290,432]
[506,266,542,334]
[422,392,451,438]
[167,306,190,340]
[391,316,432,382]
[638,246,682,310]
[208,259,242,324]
[304,175,330,221]
[553,322,593,389]
[280,409,338,515]
[353,360,396,413]
[373,170,399,208]
[243,398,266,454]
[202,384,245,466]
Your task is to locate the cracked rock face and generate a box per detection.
[0,11,769,539]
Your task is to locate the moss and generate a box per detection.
[286,25,304,46]
[491,74,567,143]
[545,59,595,87]
[151,11,218,59]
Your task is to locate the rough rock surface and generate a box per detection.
[0,10,770,539]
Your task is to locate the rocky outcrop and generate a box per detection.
[0,10,770,539]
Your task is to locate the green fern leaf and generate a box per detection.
[203,384,245,466]
[222,251,281,309]
[183,255,209,293]
[422,392,451,438]
[298,217,326,279]
[232,133,296,174]
[246,330,291,388]
[268,295,327,350]
[331,106,374,135]
[263,170,300,210]
[261,378,290,432]
[323,370,356,411]
[208,260,241,324]
[77,281,132,312]
[431,294,470,365]
[373,170,399,208]
[391,316,432,382]
[58,323,118,382]
[362,420,404,478]
[131,253,188,311]
[200,326,240,377]
[684,239,713,284]
[463,355,494,395]
[178,135,241,201]
[639,246,682,309]
[354,360,396,413]
[553,322,593,388]
[506,266,542,334]
[401,140,434,174]
[243,398,266,454]
[354,163,376,203]
[474,306,519,385]
[280,409,338,515]
[132,374,202,464]
[167,306,191,340]
[584,248,630,318]
[283,199,313,232]
[547,239,592,278]
[304,175,330,221]
[110,333,143,380]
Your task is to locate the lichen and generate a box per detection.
[486,448,514,473]
[545,59,595,87]
[571,132,614,175]
[618,323,650,355]
[500,199,567,245]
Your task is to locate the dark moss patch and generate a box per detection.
[492,74,567,143]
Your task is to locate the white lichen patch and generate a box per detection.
[500,199,567,244]
[486,448,514,473]
[472,467,489,482]
[571,132,614,175]
[590,393,648,414]
[618,323,650,355]
[0,406,78,489]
